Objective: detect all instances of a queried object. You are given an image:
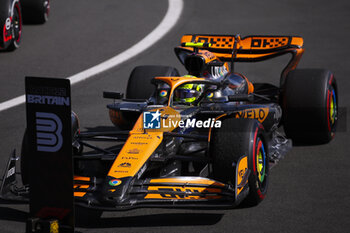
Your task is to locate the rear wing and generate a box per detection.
[180,34,304,85]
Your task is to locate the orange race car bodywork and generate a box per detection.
[3,34,328,212]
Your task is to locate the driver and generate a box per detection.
[174,83,203,104]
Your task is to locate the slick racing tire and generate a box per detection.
[126,65,179,99]
[282,69,337,144]
[1,0,22,51]
[112,65,179,128]
[20,0,50,24]
[210,118,269,206]
[20,111,81,185]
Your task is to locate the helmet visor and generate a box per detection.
[174,89,200,99]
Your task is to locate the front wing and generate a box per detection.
[73,156,250,210]
[1,150,250,211]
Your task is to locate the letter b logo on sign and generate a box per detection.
[36,112,63,152]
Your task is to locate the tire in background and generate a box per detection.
[6,1,22,51]
[210,118,269,206]
[114,65,179,128]
[126,65,179,99]
[20,0,49,24]
[282,69,337,144]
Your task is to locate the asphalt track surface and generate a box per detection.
[0,0,349,232]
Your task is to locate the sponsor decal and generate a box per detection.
[146,187,220,199]
[159,90,168,97]
[127,148,140,154]
[27,95,70,106]
[234,108,269,123]
[121,156,138,160]
[118,162,131,168]
[238,168,248,179]
[210,65,228,79]
[5,18,11,30]
[27,86,68,96]
[158,188,199,198]
[130,142,148,145]
[192,35,234,49]
[207,92,214,98]
[133,134,153,140]
[109,179,122,186]
[26,87,70,106]
[7,167,15,178]
[250,37,289,48]
[114,170,128,173]
[35,112,63,152]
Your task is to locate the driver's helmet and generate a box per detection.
[174,83,203,103]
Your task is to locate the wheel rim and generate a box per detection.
[44,0,50,21]
[12,4,22,43]
[256,139,266,183]
[327,84,337,135]
[329,89,337,126]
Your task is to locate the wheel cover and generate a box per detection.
[256,139,266,183]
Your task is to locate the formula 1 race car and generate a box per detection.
[1,34,337,215]
[0,0,50,51]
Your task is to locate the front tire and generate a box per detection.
[210,118,269,206]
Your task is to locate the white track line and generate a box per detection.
[0,0,183,112]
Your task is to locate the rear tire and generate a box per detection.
[282,69,337,144]
[210,118,269,206]
[113,65,179,128]
[20,0,49,24]
[126,65,179,99]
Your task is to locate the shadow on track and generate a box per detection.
[0,206,28,223]
[76,212,223,228]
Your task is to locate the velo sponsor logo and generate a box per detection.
[36,112,63,152]
[143,110,161,129]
